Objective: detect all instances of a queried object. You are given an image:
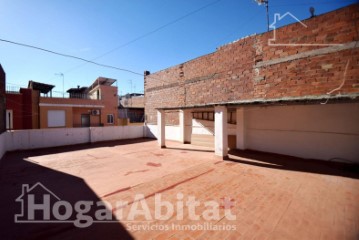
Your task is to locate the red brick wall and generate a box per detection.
[0,65,5,133]
[144,4,359,125]
[6,88,33,130]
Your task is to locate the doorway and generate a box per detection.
[81,114,90,127]
[6,110,13,130]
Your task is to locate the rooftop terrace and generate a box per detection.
[0,139,358,239]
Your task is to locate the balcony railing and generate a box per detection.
[41,91,98,100]
[5,85,21,93]
[5,85,100,100]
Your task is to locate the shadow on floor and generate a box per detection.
[0,149,135,239]
[164,147,214,153]
[228,149,359,179]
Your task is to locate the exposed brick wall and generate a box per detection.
[6,88,33,130]
[145,4,359,125]
[120,96,144,108]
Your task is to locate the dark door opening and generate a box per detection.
[81,114,90,127]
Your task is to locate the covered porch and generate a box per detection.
[154,99,359,163]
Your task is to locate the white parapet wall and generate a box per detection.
[6,128,90,151]
[1,126,145,156]
[90,126,144,143]
[0,132,6,159]
[145,124,181,141]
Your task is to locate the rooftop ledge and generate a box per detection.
[156,93,359,110]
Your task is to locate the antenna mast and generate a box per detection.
[254,0,269,32]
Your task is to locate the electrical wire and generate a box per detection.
[0,0,224,87]
[0,38,144,77]
[91,0,224,61]
[48,0,224,77]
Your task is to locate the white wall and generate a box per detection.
[3,126,145,154]
[193,119,236,135]
[6,128,90,151]
[146,120,236,142]
[146,103,359,163]
[245,103,359,163]
[145,124,181,141]
[90,126,144,143]
[0,132,6,160]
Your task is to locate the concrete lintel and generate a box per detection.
[255,41,358,69]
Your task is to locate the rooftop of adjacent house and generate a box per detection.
[28,80,54,94]
[87,77,116,92]
[119,93,144,99]
[67,86,88,94]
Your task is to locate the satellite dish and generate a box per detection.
[310,7,315,18]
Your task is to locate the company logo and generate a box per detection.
[269,12,343,46]
[15,182,237,230]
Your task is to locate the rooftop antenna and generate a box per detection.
[309,7,315,18]
[55,73,64,97]
[254,0,269,32]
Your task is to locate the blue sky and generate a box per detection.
[0,0,356,95]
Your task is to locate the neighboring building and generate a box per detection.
[37,77,118,128]
[144,4,359,162]
[118,93,144,125]
[5,87,40,130]
[0,65,5,133]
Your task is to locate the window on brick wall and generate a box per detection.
[107,114,114,124]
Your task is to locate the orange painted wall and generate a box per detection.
[39,106,73,128]
[72,108,101,127]
[38,84,118,128]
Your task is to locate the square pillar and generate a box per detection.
[157,110,166,148]
[236,108,246,150]
[214,106,228,158]
[179,109,192,144]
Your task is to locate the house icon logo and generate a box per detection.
[15,182,61,222]
[268,12,343,46]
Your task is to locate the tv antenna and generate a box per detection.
[309,7,316,18]
[254,0,269,32]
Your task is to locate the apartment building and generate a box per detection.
[118,93,144,125]
[38,77,118,128]
[5,77,118,129]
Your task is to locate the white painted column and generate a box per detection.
[214,106,228,158]
[157,110,166,148]
[179,109,192,144]
[236,108,246,150]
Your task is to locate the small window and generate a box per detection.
[107,114,114,124]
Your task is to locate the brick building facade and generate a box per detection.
[144,4,359,162]
[145,4,359,125]
[6,88,39,130]
[0,65,5,133]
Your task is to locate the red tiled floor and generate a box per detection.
[0,138,358,240]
